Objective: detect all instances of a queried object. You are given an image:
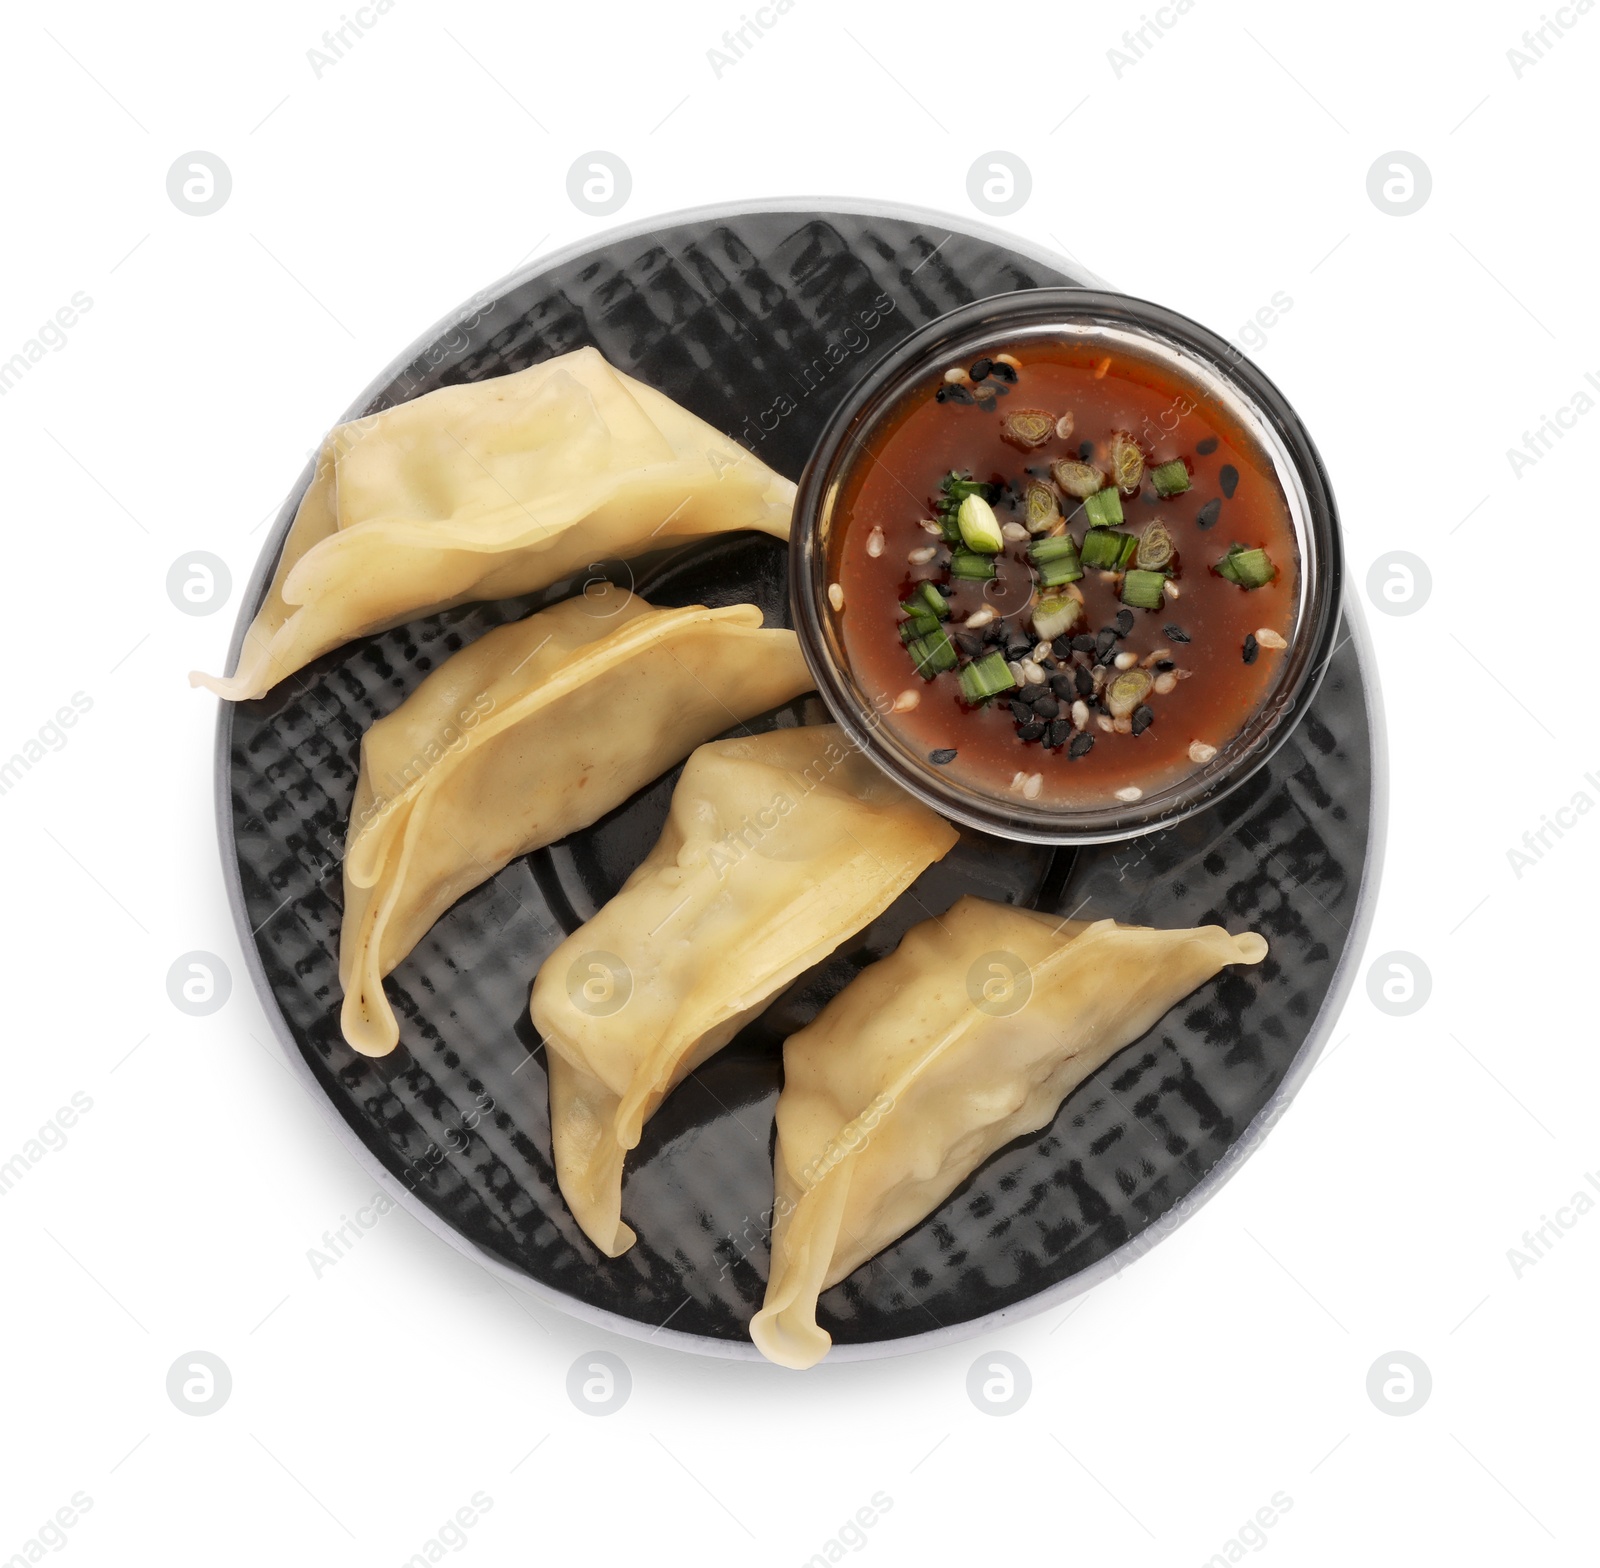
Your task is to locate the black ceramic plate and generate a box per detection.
[218,201,1384,1360]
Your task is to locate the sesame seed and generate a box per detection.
[1163,580,1180,600]
[1153,672,1177,695]
[1071,699,1089,730]
[867,527,885,558]
[1189,740,1218,764]
[892,689,921,713]
[1112,715,1133,735]
[1022,772,1043,800]
[1255,627,1288,650]
[1115,785,1143,802]
[1008,660,1027,687]
[929,747,958,765]
[908,545,938,564]
[1032,641,1052,663]
[920,518,943,534]
[1021,658,1046,685]
[994,352,1022,369]
[1055,413,1075,441]
[1001,522,1030,541]
[965,606,996,628]
[827,582,844,611]
[1096,714,1115,733]
[1114,651,1139,670]
[944,366,972,384]
[1009,771,1027,792]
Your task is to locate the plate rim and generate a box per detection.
[213,198,1386,1363]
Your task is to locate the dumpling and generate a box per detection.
[193,347,795,701]
[750,897,1268,1368]
[530,725,959,1258]
[339,586,812,1057]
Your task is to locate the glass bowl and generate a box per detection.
[789,287,1344,845]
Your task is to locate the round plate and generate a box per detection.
[218,200,1385,1361]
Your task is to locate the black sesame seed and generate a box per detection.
[1154,659,1176,672]
[1018,682,1048,703]
[1163,623,1191,643]
[1096,645,1118,668]
[1017,720,1046,741]
[1219,465,1239,499]
[1069,731,1095,759]
[989,361,1017,383]
[1196,436,1219,455]
[1243,633,1259,664]
[984,620,1009,644]
[1196,498,1222,529]
[1131,705,1154,736]
[1045,718,1071,748]
[944,383,975,405]
[1005,635,1033,661]
[1072,634,1097,654]
[1049,672,1076,699]
[1032,695,1060,719]
[929,747,957,765]
[1008,699,1032,722]
[969,357,992,381]
[1074,665,1094,698]
[935,386,951,403]
[953,630,984,657]
[1113,609,1135,637]
[1078,440,1095,460]
[1096,628,1118,655]
[1051,634,1074,658]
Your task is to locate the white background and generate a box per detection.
[1,0,1595,1563]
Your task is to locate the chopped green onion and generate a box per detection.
[1107,668,1154,718]
[949,548,997,581]
[917,581,950,619]
[1024,478,1061,535]
[1001,409,1055,449]
[1213,544,1277,589]
[956,651,1016,704]
[1080,528,1137,571]
[1136,521,1174,571]
[909,627,958,676]
[1050,458,1105,499]
[1031,591,1082,640]
[936,472,995,543]
[957,493,1004,552]
[1108,431,1144,494]
[1036,557,1081,587]
[1121,570,1167,610]
[1151,459,1190,497]
[1027,536,1077,562]
[1083,488,1124,528]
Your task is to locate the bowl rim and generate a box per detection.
[788,285,1346,846]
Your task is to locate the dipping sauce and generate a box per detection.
[829,339,1299,806]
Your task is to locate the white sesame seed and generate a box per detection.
[1113,715,1133,735]
[827,582,844,611]
[1071,699,1089,730]
[1163,579,1180,600]
[1021,658,1046,685]
[1189,741,1218,765]
[1115,785,1143,802]
[1032,641,1052,663]
[1096,715,1115,733]
[1255,627,1288,649]
[1055,413,1075,440]
[1114,651,1139,670]
[1022,772,1043,800]
[908,545,938,564]
[1141,647,1170,668]
[1008,660,1027,687]
[1009,770,1027,792]
[1153,672,1178,695]
[1099,571,1120,584]
[920,518,943,534]
[867,527,885,558]
[892,688,921,713]
[994,353,1022,370]
[964,606,996,628]
[944,366,972,385]
[1001,522,1030,541]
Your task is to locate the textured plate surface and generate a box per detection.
[219,204,1381,1358]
